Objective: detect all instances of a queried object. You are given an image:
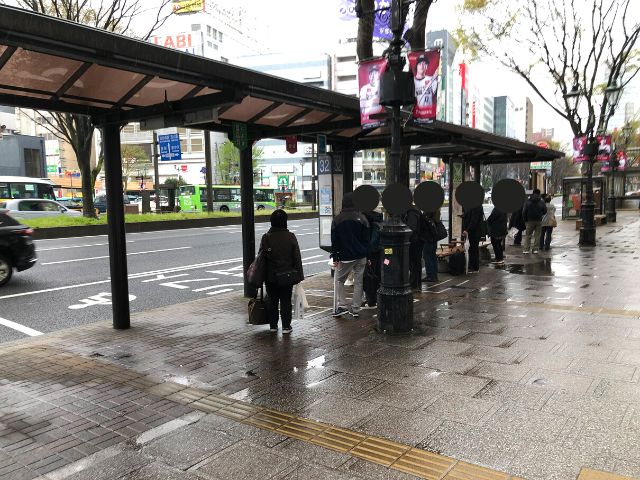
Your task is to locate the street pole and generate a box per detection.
[311,143,317,211]
[204,131,213,213]
[376,0,414,334]
[606,148,618,223]
[152,131,160,213]
[579,138,599,246]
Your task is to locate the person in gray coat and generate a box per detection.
[540,195,557,251]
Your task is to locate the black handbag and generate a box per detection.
[246,248,268,287]
[435,220,448,241]
[275,269,299,287]
[248,287,268,325]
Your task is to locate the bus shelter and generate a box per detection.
[0,5,563,329]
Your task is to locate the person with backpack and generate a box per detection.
[462,204,485,273]
[522,188,547,254]
[259,209,304,334]
[403,204,426,292]
[363,209,383,308]
[331,193,370,318]
[487,205,508,265]
[539,194,557,251]
[422,209,443,282]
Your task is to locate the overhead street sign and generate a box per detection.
[158,133,182,161]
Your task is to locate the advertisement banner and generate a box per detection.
[408,50,440,123]
[601,151,627,172]
[338,0,395,40]
[596,135,612,162]
[285,136,297,154]
[358,58,388,129]
[572,136,587,163]
[172,0,204,14]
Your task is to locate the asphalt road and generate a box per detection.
[0,218,327,344]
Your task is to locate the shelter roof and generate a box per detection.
[0,5,563,163]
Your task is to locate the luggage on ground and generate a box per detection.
[248,287,268,325]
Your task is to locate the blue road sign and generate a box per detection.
[200,167,207,174]
[158,133,182,161]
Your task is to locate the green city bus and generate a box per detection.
[178,185,277,212]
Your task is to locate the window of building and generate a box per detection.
[337,55,357,62]
[218,31,223,42]
[190,137,203,152]
[212,28,218,38]
[180,139,188,153]
[122,124,136,134]
[213,43,218,50]
[23,148,42,177]
[177,128,187,135]
[207,41,213,48]
[192,24,201,31]
[337,75,357,82]
[207,26,212,36]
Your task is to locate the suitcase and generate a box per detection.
[448,251,466,276]
[248,287,268,325]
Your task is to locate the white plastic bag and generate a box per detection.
[293,283,309,320]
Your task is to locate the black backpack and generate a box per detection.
[419,215,438,242]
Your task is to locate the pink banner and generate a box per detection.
[596,135,612,162]
[572,136,588,163]
[572,134,612,163]
[358,58,388,129]
[408,50,440,123]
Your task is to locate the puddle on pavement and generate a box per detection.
[306,355,326,369]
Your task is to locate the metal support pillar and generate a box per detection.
[473,162,481,183]
[152,131,160,213]
[342,150,354,194]
[311,143,317,211]
[103,123,130,329]
[204,131,214,213]
[240,144,256,298]
[606,160,618,223]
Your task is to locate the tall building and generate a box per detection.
[609,75,639,130]
[494,96,516,139]
[236,53,332,89]
[480,97,494,133]
[514,97,534,142]
[533,129,555,143]
[426,30,457,123]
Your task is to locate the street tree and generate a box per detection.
[16,0,172,217]
[215,141,263,185]
[356,0,438,186]
[120,144,150,190]
[459,0,640,137]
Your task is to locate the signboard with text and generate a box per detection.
[158,133,182,161]
[358,58,388,129]
[408,50,441,123]
[172,0,204,14]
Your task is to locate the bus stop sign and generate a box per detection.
[158,133,182,161]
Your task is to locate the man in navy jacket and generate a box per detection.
[331,193,370,318]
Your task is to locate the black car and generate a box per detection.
[0,212,37,286]
[94,194,130,214]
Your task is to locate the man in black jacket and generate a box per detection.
[522,189,547,254]
[331,194,370,318]
[463,205,484,273]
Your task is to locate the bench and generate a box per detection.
[575,215,607,229]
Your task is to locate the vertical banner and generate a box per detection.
[408,50,441,123]
[596,135,612,162]
[285,136,297,154]
[572,136,588,163]
[358,58,388,129]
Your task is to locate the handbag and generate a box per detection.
[246,248,268,287]
[248,287,268,325]
[275,269,299,287]
[293,283,308,320]
[435,220,448,241]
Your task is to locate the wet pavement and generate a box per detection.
[0,212,639,479]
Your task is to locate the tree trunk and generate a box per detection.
[356,0,375,61]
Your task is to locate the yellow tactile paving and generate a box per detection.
[276,417,329,441]
[243,409,295,430]
[217,400,262,420]
[444,461,511,479]
[309,426,368,453]
[578,468,638,480]
[391,447,457,479]
[350,436,410,467]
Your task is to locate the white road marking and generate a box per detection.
[301,255,323,262]
[141,274,189,283]
[0,316,43,337]
[456,280,470,286]
[300,247,322,253]
[160,278,220,289]
[296,232,318,236]
[304,307,333,318]
[37,241,135,251]
[429,279,452,287]
[69,292,136,310]
[41,247,192,265]
[193,283,244,293]
[206,288,234,296]
[302,259,330,266]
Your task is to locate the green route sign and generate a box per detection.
[277,175,289,188]
[231,122,248,150]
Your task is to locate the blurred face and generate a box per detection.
[369,69,379,86]
[416,60,426,77]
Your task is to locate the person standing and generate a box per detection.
[331,193,370,318]
[403,204,425,292]
[508,207,526,246]
[522,188,547,254]
[363,209,383,308]
[422,209,441,282]
[487,206,508,265]
[540,194,557,251]
[260,209,304,334]
[463,205,484,273]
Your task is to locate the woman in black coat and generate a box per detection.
[259,209,304,334]
[462,205,484,273]
[508,208,526,246]
[487,206,508,264]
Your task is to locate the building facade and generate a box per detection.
[494,96,517,139]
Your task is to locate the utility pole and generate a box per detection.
[152,131,160,213]
[204,131,213,212]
